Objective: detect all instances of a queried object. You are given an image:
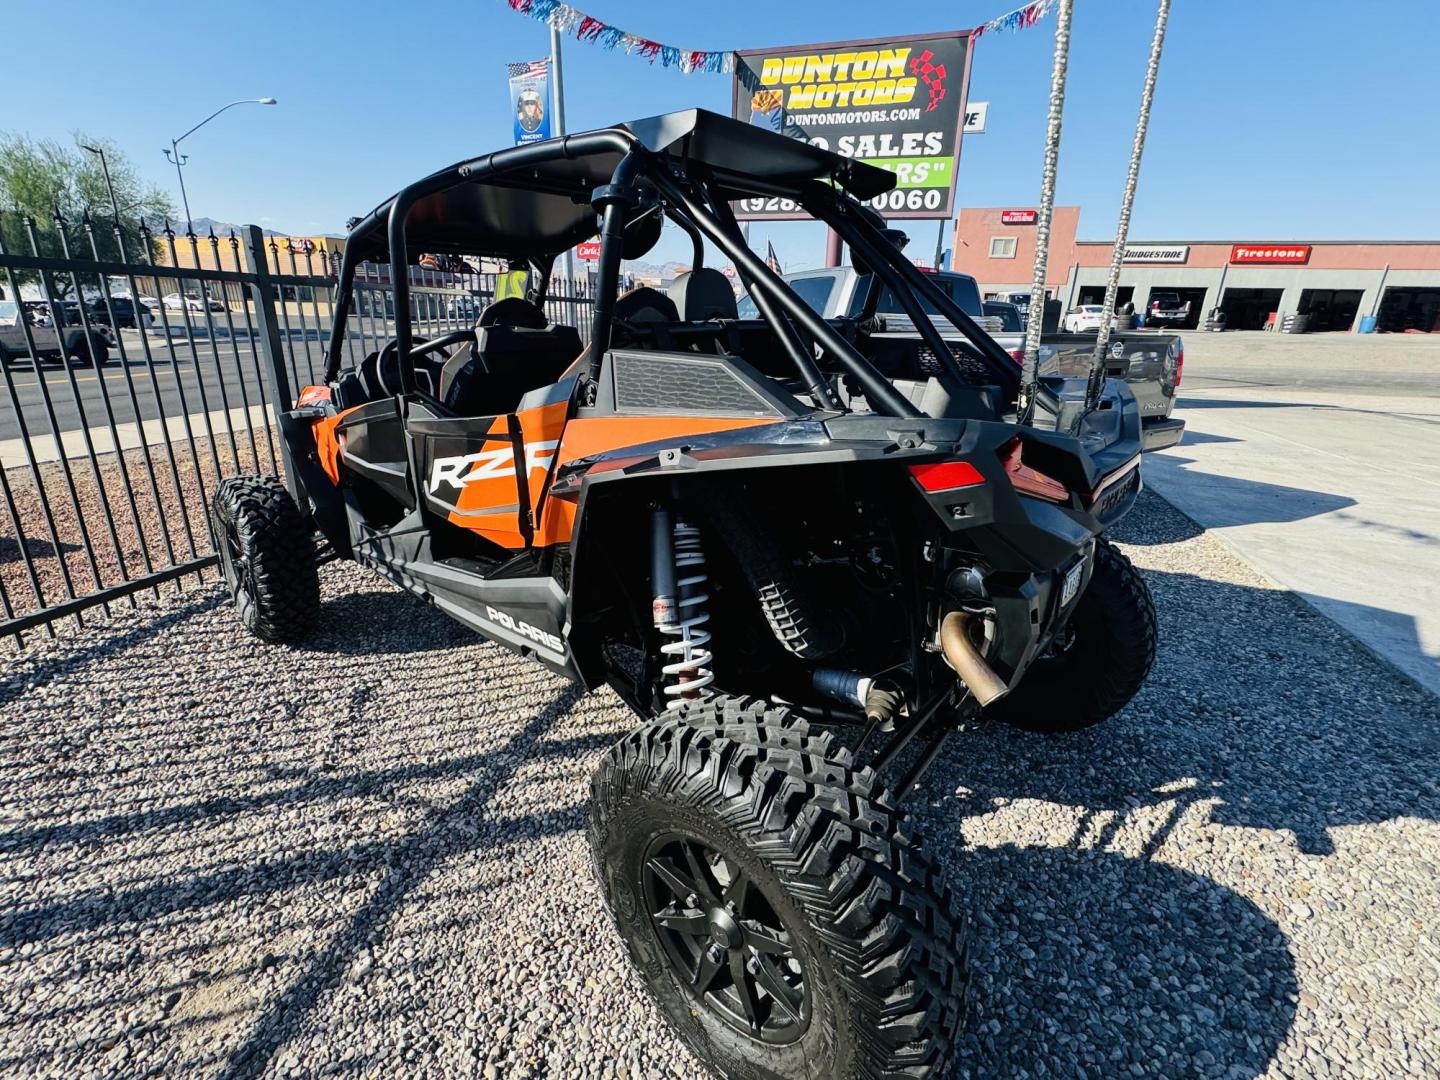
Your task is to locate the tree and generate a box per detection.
[0,132,175,296]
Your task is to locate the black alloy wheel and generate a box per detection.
[642,833,808,1044]
[590,697,970,1078]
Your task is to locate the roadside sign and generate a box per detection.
[963,101,988,134]
[1123,244,1189,263]
[1230,244,1311,265]
[1000,209,1036,224]
[731,31,976,222]
[576,240,602,261]
[508,58,552,146]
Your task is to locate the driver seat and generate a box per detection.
[439,298,580,416]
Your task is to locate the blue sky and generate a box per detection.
[5,0,1437,271]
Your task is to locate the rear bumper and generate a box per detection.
[1141,416,1185,452]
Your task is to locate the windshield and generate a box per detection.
[736,274,836,320]
[869,274,983,319]
[984,303,1022,332]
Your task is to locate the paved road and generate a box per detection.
[1147,330,1440,697]
[0,334,337,447]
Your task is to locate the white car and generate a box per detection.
[163,291,226,313]
[1063,305,1122,333]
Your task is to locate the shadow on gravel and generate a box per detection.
[0,681,595,1077]
[953,844,1297,1078]
[947,500,1440,857]
[299,588,475,655]
[0,534,82,562]
[0,590,228,704]
[214,683,590,1080]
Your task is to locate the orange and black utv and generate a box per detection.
[213,109,1156,1078]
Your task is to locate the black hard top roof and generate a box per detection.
[345,109,896,263]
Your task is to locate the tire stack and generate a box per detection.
[1281,312,1311,334]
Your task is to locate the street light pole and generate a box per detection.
[548,26,574,286]
[164,140,193,233]
[81,145,122,225]
[82,143,129,260]
[163,97,277,234]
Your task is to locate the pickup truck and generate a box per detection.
[1146,290,1192,328]
[739,266,1185,453]
[0,299,113,367]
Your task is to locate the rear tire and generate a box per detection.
[211,475,319,643]
[590,695,969,1078]
[994,538,1157,733]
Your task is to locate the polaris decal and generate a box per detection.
[485,605,563,653]
[428,440,559,493]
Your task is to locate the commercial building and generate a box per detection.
[950,206,1440,332]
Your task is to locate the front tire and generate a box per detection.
[211,475,319,643]
[590,697,969,1078]
[994,538,1157,733]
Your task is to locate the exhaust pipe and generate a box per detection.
[939,611,1009,706]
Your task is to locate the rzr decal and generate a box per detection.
[428,440,559,494]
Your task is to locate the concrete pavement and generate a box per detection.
[1146,331,1440,697]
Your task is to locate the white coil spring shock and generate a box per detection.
[659,515,714,708]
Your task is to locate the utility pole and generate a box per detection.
[550,23,575,286]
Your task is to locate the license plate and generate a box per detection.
[1061,559,1085,607]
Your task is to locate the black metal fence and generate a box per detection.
[0,215,597,645]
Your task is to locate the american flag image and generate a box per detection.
[508,58,549,78]
[766,241,782,274]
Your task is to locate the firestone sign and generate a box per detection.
[1230,244,1311,265]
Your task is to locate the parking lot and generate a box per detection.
[3,484,1438,1078]
[1148,331,1440,696]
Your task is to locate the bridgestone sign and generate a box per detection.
[731,31,975,221]
[1122,245,1189,264]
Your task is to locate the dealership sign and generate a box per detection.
[1230,244,1311,265]
[1123,244,1189,264]
[1000,209,1037,224]
[731,31,975,221]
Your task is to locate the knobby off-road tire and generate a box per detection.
[995,538,1157,733]
[211,475,319,643]
[590,695,969,1079]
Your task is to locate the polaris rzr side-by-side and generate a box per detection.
[213,109,1157,1077]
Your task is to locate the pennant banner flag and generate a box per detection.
[503,0,733,73]
[500,0,1058,75]
[972,0,1060,41]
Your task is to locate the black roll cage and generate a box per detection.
[323,129,1020,417]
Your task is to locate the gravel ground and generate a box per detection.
[3,490,1439,1078]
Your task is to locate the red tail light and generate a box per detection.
[908,460,985,492]
[998,438,1069,502]
[1174,346,1184,388]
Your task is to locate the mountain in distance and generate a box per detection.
[137,215,344,240]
